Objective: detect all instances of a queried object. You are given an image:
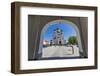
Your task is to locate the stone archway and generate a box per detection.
[37,20,83,59]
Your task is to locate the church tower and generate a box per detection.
[50,28,66,45]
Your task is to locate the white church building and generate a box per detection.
[50,28,66,45]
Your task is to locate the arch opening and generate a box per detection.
[35,20,84,60]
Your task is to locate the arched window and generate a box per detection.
[36,20,84,60]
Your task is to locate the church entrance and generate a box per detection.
[59,41,61,44]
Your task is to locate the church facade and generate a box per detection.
[50,28,66,45]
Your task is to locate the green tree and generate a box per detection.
[67,36,78,54]
[68,36,78,45]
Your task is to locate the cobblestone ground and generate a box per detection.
[42,46,80,58]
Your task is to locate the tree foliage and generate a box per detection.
[68,36,78,45]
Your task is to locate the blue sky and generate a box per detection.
[43,22,76,42]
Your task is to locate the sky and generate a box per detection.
[43,22,77,42]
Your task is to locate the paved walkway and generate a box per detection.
[42,46,80,58]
